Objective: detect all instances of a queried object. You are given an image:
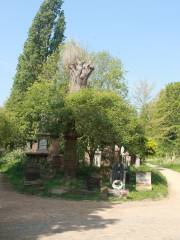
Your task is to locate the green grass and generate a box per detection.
[0,160,25,192]
[161,163,180,173]
[126,168,168,201]
[147,156,180,173]
[0,159,168,202]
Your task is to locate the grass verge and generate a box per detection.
[0,158,168,202]
[161,163,180,173]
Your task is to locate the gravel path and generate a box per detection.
[0,168,180,240]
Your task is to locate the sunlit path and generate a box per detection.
[0,168,180,240]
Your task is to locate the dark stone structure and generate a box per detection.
[111,162,124,183]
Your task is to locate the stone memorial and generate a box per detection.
[135,157,141,168]
[114,145,120,162]
[86,173,101,191]
[94,148,102,167]
[38,138,48,151]
[111,162,124,183]
[136,171,152,191]
[125,152,131,166]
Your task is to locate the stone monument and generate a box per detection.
[136,172,152,191]
[94,148,102,167]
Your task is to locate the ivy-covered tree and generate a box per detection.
[8,0,65,105]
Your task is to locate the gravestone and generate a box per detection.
[86,173,101,191]
[136,172,152,191]
[125,152,131,166]
[114,145,120,162]
[38,138,48,151]
[94,148,101,167]
[135,157,141,167]
[24,163,41,186]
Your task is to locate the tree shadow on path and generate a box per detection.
[0,175,119,240]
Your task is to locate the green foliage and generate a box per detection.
[145,138,157,155]
[0,149,26,191]
[17,81,65,138]
[18,83,146,157]
[126,168,168,201]
[148,82,180,156]
[0,152,167,202]
[65,89,139,154]
[8,0,65,105]
[162,163,180,172]
[89,52,127,97]
[0,149,26,165]
[0,109,18,148]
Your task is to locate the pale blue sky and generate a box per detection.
[0,0,180,106]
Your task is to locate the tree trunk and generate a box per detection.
[63,49,94,176]
[64,130,77,177]
[48,136,60,159]
[88,149,95,167]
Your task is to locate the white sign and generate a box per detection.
[136,172,152,191]
[121,146,125,155]
[39,139,48,151]
[135,157,141,167]
[94,149,101,167]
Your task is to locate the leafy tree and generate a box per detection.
[66,89,143,163]
[19,82,144,167]
[8,0,65,105]
[9,40,146,176]
[89,52,127,97]
[133,79,154,110]
[17,81,65,139]
[149,82,180,156]
[0,109,18,149]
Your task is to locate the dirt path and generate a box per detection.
[0,168,180,240]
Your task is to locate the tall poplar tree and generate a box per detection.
[9,0,65,104]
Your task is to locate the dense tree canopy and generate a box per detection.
[8,0,65,106]
[0,108,17,148]
[89,52,127,97]
[146,82,180,156]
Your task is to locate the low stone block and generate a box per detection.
[50,188,67,195]
[108,188,129,198]
[136,172,152,191]
[24,179,42,186]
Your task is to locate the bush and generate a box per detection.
[0,149,27,173]
[1,149,26,164]
[76,165,101,179]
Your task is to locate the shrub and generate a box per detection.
[1,149,26,164]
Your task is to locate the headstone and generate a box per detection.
[121,146,125,155]
[126,155,131,166]
[94,148,101,167]
[135,157,141,167]
[136,172,152,191]
[38,139,48,151]
[114,145,120,162]
[24,165,40,181]
[84,151,90,165]
[86,173,101,191]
